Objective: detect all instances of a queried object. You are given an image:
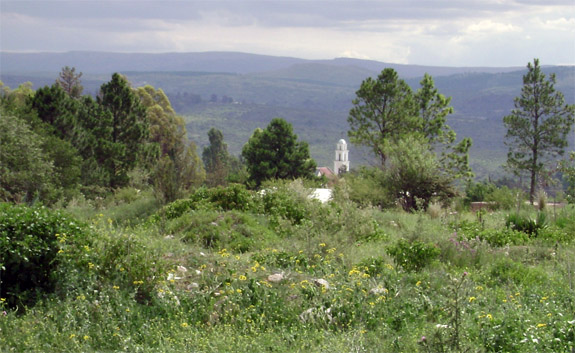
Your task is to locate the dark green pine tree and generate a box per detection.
[98,73,150,188]
[242,118,317,188]
[29,83,79,141]
[503,59,575,204]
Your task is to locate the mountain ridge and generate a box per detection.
[1,51,527,78]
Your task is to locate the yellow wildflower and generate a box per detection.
[468,296,476,303]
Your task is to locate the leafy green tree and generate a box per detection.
[98,73,150,188]
[503,59,575,204]
[202,128,230,186]
[242,118,317,188]
[383,136,456,211]
[348,68,420,165]
[56,66,83,98]
[136,85,205,202]
[0,81,34,115]
[0,114,55,203]
[560,152,575,204]
[347,69,472,210]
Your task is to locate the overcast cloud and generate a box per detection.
[1,0,573,66]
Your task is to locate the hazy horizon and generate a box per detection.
[1,1,574,68]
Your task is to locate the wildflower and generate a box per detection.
[113,286,119,290]
[0,298,5,303]
[475,286,484,291]
[463,271,468,277]
[181,322,189,328]
[69,334,76,339]
[236,289,242,294]
[468,296,476,303]
[319,243,326,247]
[487,314,493,320]
[83,245,90,252]
[58,249,64,254]
[83,335,90,340]
[239,275,247,281]
[126,308,130,312]
[88,263,95,269]
[416,281,421,287]
[537,323,547,328]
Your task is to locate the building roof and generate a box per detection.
[316,167,335,178]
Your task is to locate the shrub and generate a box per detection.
[505,212,547,236]
[386,238,440,272]
[261,185,309,226]
[453,219,529,247]
[0,203,91,308]
[207,184,258,212]
[484,186,522,210]
[177,210,274,252]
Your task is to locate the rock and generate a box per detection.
[369,287,388,295]
[187,283,199,290]
[299,307,333,323]
[313,278,330,289]
[267,273,284,282]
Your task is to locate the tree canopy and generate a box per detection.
[242,118,316,188]
[503,58,575,203]
[347,69,472,210]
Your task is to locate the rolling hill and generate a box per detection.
[1,51,573,179]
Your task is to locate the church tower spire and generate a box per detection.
[334,139,350,175]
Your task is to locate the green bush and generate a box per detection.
[454,219,529,247]
[386,238,440,272]
[0,203,91,308]
[261,186,309,226]
[176,210,274,252]
[505,212,547,236]
[207,184,258,212]
[484,186,522,210]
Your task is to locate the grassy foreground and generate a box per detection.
[1,182,574,352]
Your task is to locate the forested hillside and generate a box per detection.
[1,52,574,176]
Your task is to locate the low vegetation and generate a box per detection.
[1,182,574,352]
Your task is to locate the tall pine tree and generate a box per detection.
[503,59,575,203]
[98,73,150,188]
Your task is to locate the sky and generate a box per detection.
[1,0,574,67]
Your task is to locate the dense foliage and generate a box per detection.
[242,118,317,187]
[347,69,472,211]
[1,183,574,352]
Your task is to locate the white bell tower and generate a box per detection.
[334,139,350,175]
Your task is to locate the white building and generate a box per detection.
[333,139,350,175]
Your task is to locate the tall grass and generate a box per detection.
[1,185,574,352]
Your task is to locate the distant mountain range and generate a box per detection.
[1,51,574,179]
[1,51,525,77]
